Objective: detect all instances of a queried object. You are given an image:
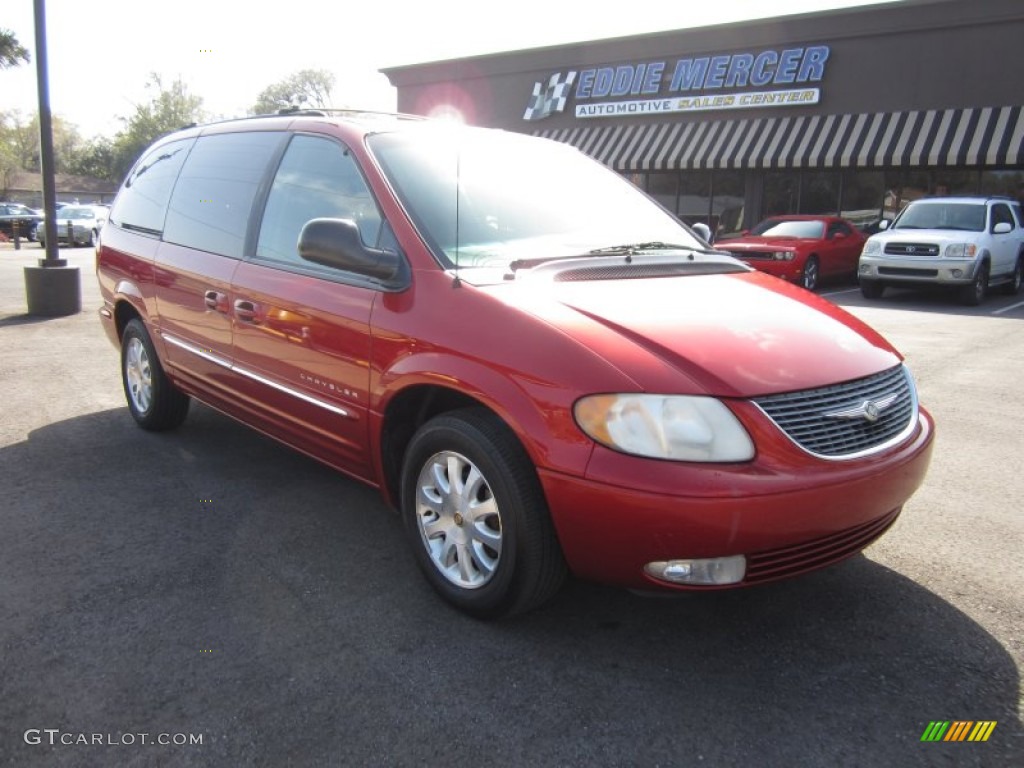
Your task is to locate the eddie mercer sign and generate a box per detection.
[523,45,830,121]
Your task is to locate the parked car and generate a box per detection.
[0,202,45,241]
[858,196,1024,304]
[717,215,867,291]
[96,113,934,618]
[37,204,109,247]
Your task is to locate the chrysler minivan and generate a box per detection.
[97,111,934,617]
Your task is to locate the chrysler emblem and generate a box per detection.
[822,393,898,423]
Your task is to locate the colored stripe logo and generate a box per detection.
[921,721,997,742]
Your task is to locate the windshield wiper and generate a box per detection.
[507,242,725,274]
[588,241,702,255]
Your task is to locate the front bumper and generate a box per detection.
[540,406,934,590]
[739,258,804,283]
[859,255,983,286]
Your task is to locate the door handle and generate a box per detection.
[204,290,229,313]
[233,298,260,323]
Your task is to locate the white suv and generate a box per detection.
[858,196,1024,305]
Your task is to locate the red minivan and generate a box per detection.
[97,112,934,617]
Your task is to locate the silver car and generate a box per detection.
[37,204,109,248]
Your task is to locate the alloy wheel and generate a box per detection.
[124,336,153,414]
[414,450,503,589]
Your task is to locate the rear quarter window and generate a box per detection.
[163,131,284,258]
[109,138,194,235]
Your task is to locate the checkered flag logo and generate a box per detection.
[523,71,577,121]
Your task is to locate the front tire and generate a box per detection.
[800,255,820,291]
[401,408,566,619]
[121,318,190,431]
[960,261,989,306]
[860,279,885,299]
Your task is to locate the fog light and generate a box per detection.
[951,269,963,278]
[859,264,871,274]
[644,556,746,585]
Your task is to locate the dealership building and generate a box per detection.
[382,0,1024,239]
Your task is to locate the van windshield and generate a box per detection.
[367,129,702,269]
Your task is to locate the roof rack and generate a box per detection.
[272,107,427,121]
[160,109,430,135]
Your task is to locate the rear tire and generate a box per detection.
[401,408,566,619]
[1001,257,1022,296]
[860,280,885,299]
[121,318,190,431]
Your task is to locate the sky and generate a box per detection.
[2,0,896,140]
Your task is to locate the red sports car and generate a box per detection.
[719,215,867,291]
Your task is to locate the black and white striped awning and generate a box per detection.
[533,106,1024,171]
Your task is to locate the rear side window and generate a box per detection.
[163,132,284,258]
[110,138,194,235]
[256,134,382,267]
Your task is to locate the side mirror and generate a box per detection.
[298,218,403,283]
[691,222,713,244]
[878,219,891,231]
[993,222,1012,235]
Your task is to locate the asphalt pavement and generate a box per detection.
[1,241,1021,767]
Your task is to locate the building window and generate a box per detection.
[711,171,745,240]
[980,169,1024,201]
[933,169,978,196]
[647,172,679,215]
[883,170,930,222]
[677,171,711,226]
[764,172,799,217]
[799,171,840,216]
[841,170,885,232]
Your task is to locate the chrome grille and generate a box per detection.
[883,242,940,256]
[752,365,917,459]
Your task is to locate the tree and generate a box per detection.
[0,29,29,69]
[251,69,336,114]
[0,111,29,194]
[66,137,117,181]
[1,111,82,173]
[109,73,204,180]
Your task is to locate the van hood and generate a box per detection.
[495,270,900,398]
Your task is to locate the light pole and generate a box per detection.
[23,0,81,316]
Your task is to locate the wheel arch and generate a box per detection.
[377,383,485,507]
[372,362,592,509]
[113,298,144,342]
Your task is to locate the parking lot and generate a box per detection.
[1,243,1021,766]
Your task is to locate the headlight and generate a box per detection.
[574,394,755,462]
[861,240,880,256]
[945,243,977,258]
[773,251,795,261]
